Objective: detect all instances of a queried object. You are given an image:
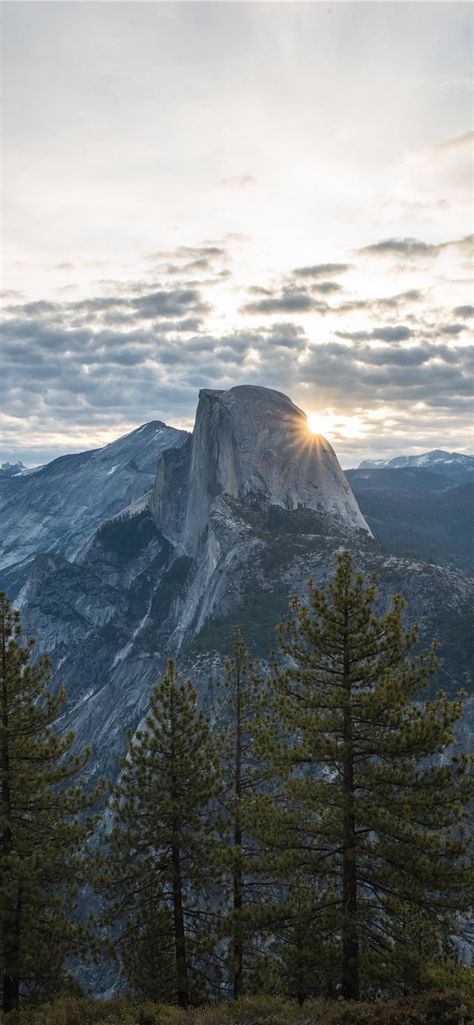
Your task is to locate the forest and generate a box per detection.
[1,553,472,1023]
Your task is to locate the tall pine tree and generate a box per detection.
[257,551,473,1000]
[100,659,221,1008]
[0,592,98,1012]
[216,628,267,998]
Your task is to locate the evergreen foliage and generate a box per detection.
[95,512,159,562]
[100,660,222,1008]
[0,592,99,1012]
[2,548,472,1010]
[254,551,473,1001]
[215,629,267,998]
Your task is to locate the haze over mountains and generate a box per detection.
[1,385,472,785]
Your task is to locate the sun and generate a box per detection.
[307,412,332,436]
[306,410,367,441]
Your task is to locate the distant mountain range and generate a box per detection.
[1,390,472,789]
[357,449,474,482]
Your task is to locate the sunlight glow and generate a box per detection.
[306,411,368,441]
[307,412,337,436]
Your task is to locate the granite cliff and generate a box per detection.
[151,386,370,553]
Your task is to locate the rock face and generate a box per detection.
[0,421,188,595]
[151,386,371,553]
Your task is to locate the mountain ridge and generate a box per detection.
[0,420,189,594]
[357,449,474,482]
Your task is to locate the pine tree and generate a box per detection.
[263,880,340,1004]
[256,551,473,1001]
[216,628,266,998]
[0,592,99,1012]
[100,659,221,1008]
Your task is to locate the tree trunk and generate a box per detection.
[171,838,189,1009]
[341,607,360,1001]
[3,973,19,1014]
[169,684,189,1009]
[295,918,306,1006]
[233,648,243,999]
[3,895,21,1013]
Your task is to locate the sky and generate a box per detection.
[2,1,473,469]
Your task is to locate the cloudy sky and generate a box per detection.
[2,1,473,468]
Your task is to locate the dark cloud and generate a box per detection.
[439,323,464,336]
[143,244,229,282]
[247,286,273,296]
[131,289,210,318]
[16,300,59,316]
[266,323,307,350]
[310,281,343,294]
[453,305,474,318]
[147,245,226,262]
[333,289,422,315]
[292,263,351,278]
[359,237,436,258]
[241,285,329,315]
[374,289,422,309]
[242,274,422,319]
[7,288,211,341]
[351,344,456,368]
[299,338,472,411]
[336,326,414,343]
[359,234,473,259]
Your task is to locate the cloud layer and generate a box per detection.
[2,229,473,467]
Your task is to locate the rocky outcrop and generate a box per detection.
[150,386,371,553]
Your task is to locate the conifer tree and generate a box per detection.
[217,628,266,998]
[101,659,221,1008]
[262,880,339,1004]
[0,592,98,1012]
[257,551,473,1001]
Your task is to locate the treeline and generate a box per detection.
[0,553,473,1015]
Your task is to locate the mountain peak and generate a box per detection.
[199,384,303,412]
[152,384,371,552]
[0,461,28,477]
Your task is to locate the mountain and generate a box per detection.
[151,386,371,553]
[347,466,474,570]
[0,421,188,596]
[358,449,474,483]
[0,461,29,477]
[2,386,472,788]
